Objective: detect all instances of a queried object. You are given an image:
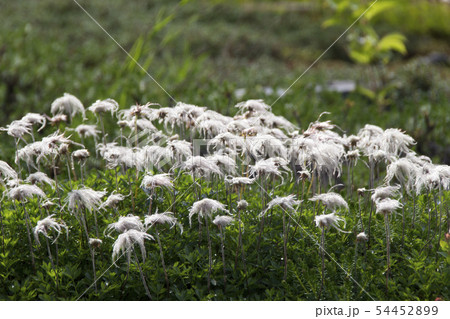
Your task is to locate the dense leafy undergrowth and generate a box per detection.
[0,96,448,301]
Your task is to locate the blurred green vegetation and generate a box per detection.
[0,0,449,162]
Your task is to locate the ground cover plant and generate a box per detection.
[0,96,448,301]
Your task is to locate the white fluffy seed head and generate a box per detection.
[189,198,228,226]
[127,118,157,132]
[379,128,416,156]
[163,102,204,128]
[305,114,335,134]
[207,154,237,175]
[66,187,106,212]
[346,149,360,162]
[107,214,144,234]
[314,212,349,233]
[149,107,175,123]
[237,200,249,210]
[248,159,284,181]
[235,99,271,114]
[1,120,32,139]
[357,188,367,196]
[7,184,46,202]
[356,232,368,242]
[297,170,311,181]
[309,192,348,212]
[357,124,384,151]
[346,135,360,148]
[260,195,301,217]
[136,145,171,171]
[385,158,417,193]
[406,152,432,166]
[42,199,56,209]
[22,113,46,132]
[75,124,100,139]
[371,185,401,203]
[415,163,450,194]
[89,238,103,249]
[33,214,67,245]
[59,143,70,156]
[7,178,22,189]
[225,176,254,186]
[196,119,228,138]
[144,212,183,234]
[0,160,18,180]
[258,113,297,132]
[88,98,119,115]
[100,191,125,209]
[376,198,403,216]
[207,132,246,153]
[25,172,55,189]
[182,156,223,179]
[128,102,158,119]
[140,173,173,192]
[49,114,68,125]
[145,212,176,227]
[246,134,288,160]
[72,149,90,160]
[26,132,80,164]
[98,143,133,169]
[167,139,192,163]
[196,110,232,126]
[112,229,154,264]
[213,215,234,228]
[435,165,450,191]
[50,93,85,120]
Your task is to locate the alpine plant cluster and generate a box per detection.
[0,93,448,300]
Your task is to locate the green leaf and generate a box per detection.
[336,1,352,14]
[365,1,397,21]
[322,18,341,28]
[377,33,407,55]
[152,14,174,34]
[126,35,144,72]
[349,50,372,64]
[356,86,376,100]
